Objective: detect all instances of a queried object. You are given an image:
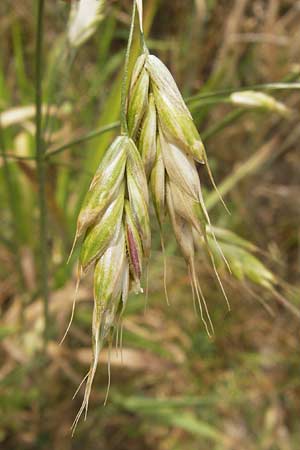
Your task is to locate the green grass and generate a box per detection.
[0,1,300,449]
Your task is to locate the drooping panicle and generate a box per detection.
[127,49,228,332]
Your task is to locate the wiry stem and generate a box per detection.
[120,0,137,135]
[35,0,49,347]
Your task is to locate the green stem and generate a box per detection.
[35,0,49,347]
[186,82,300,104]
[120,0,137,135]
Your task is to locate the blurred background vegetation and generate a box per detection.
[1,0,300,449]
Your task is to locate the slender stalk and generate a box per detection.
[35,0,49,347]
[186,82,300,104]
[120,0,137,135]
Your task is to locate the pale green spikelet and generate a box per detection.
[206,228,275,289]
[167,181,203,235]
[152,84,205,162]
[127,67,149,138]
[127,172,151,260]
[230,91,289,116]
[126,138,149,205]
[145,54,191,116]
[159,129,201,201]
[72,136,127,248]
[79,183,125,272]
[139,93,157,178]
[145,54,205,162]
[72,226,128,432]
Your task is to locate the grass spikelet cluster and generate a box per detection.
[68,1,229,430]
[69,132,150,430]
[127,46,230,330]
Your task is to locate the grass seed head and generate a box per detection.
[207,230,275,289]
[73,225,128,431]
[230,91,289,116]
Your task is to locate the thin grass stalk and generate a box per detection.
[120,0,137,134]
[35,0,49,347]
[45,122,120,158]
[186,81,300,104]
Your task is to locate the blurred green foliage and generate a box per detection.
[0,0,300,449]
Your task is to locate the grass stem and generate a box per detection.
[120,0,137,135]
[35,0,49,348]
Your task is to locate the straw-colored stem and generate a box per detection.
[35,0,49,348]
[120,0,137,135]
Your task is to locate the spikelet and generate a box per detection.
[124,200,144,292]
[126,49,229,329]
[126,139,151,259]
[72,226,128,432]
[146,54,205,162]
[127,67,149,138]
[68,0,105,48]
[166,181,214,336]
[69,33,230,429]
[139,93,157,179]
[69,136,127,260]
[68,133,151,431]
[230,91,289,116]
[79,183,125,272]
